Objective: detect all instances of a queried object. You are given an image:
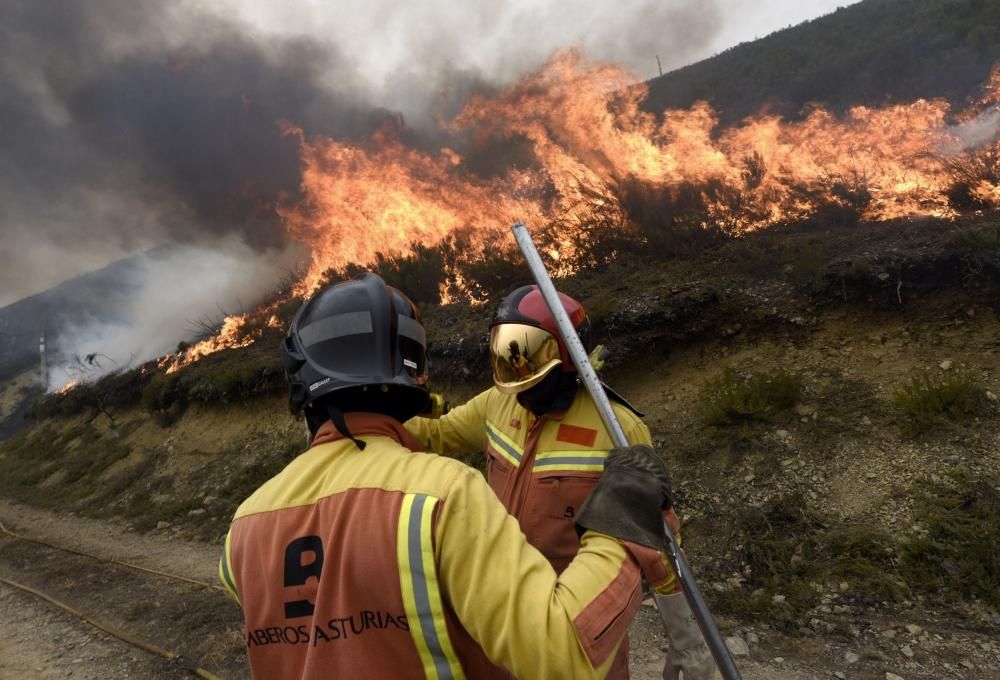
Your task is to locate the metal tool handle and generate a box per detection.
[512,222,742,680]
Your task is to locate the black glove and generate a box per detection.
[574,444,673,551]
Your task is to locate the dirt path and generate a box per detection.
[0,499,246,679]
[0,498,994,679]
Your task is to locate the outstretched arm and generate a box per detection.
[405,389,491,454]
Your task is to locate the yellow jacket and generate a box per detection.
[220,414,667,680]
[406,387,678,589]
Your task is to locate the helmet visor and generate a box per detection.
[490,323,563,394]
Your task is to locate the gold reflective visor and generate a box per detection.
[489,323,563,394]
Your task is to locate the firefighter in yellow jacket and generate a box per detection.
[219,273,677,680]
[406,285,719,680]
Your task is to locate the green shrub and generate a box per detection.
[714,493,908,630]
[893,370,989,432]
[700,369,803,426]
[141,372,178,411]
[900,474,1000,607]
[945,221,1000,254]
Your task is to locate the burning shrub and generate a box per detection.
[374,243,446,305]
[549,182,644,268]
[946,144,1000,213]
[452,252,525,303]
[617,178,729,255]
[29,368,151,423]
[801,176,874,228]
[435,231,527,303]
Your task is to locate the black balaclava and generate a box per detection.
[305,386,430,447]
[517,369,579,416]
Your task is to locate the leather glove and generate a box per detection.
[575,444,673,550]
[657,591,720,680]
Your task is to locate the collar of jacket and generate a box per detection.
[311,412,423,451]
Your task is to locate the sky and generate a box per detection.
[216,0,859,112]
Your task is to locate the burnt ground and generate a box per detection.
[0,215,998,679]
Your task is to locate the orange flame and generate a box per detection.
[164,52,1000,369]
[55,379,80,395]
[279,51,998,297]
[278,124,546,296]
[159,312,261,373]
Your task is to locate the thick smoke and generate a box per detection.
[951,108,1000,150]
[46,240,304,390]
[0,0,726,386]
[0,0,402,305]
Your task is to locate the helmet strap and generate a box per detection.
[326,403,367,451]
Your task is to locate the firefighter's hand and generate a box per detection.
[575,445,673,550]
[605,445,673,509]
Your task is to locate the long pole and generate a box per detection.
[512,222,742,680]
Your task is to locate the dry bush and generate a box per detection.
[947,145,1000,213]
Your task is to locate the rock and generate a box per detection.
[771,594,786,604]
[861,416,872,426]
[845,651,860,664]
[882,628,897,639]
[187,508,206,516]
[746,632,759,644]
[776,429,790,439]
[986,390,997,402]
[834,673,846,680]
[155,521,171,530]
[725,637,749,657]
[901,645,914,658]
[960,660,975,670]
[939,359,953,370]
[905,624,922,635]
[773,657,783,663]
[886,674,904,680]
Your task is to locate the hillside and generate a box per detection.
[1,0,999,675]
[1,215,998,678]
[646,0,1000,123]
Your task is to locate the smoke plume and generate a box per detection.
[0,0,724,384]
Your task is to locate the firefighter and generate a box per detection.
[406,285,719,680]
[219,273,676,680]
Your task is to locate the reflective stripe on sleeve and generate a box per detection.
[484,420,523,467]
[219,530,241,605]
[533,449,608,473]
[397,494,465,680]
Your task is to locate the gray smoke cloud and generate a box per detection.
[950,108,1000,150]
[46,240,305,389]
[1,0,730,385]
[0,0,401,307]
[1,0,728,306]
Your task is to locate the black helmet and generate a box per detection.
[489,285,592,394]
[282,273,430,424]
